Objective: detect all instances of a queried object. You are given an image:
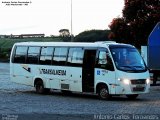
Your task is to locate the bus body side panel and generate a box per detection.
[37,66,82,92]
[94,68,116,94]
[10,45,34,86]
[68,67,82,92]
[10,45,15,84]
[11,64,33,86]
[38,66,69,90]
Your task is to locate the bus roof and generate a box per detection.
[13,41,132,48]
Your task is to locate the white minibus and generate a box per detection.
[10,41,150,100]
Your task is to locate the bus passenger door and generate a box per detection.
[82,49,96,92]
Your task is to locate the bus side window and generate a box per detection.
[67,48,84,66]
[98,51,114,71]
[98,51,107,65]
[40,47,54,65]
[53,47,68,65]
[27,47,40,64]
[13,46,28,63]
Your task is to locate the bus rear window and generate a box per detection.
[13,46,28,63]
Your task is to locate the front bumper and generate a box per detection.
[115,79,150,95]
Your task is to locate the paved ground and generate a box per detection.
[0,62,160,120]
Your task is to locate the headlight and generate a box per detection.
[146,78,150,84]
[123,79,130,85]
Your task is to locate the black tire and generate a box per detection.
[35,80,50,94]
[98,86,111,100]
[126,94,139,100]
[153,73,158,85]
[44,88,51,94]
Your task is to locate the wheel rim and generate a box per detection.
[100,88,108,99]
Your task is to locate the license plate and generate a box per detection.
[136,84,145,87]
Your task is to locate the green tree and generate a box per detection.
[74,30,110,42]
[108,18,130,44]
[59,29,71,42]
[109,0,160,48]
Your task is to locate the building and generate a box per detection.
[0,34,45,39]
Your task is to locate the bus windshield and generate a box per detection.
[110,46,147,72]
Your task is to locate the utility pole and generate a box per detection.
[71,0,74,41]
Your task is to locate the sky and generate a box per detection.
[0,0,124,36]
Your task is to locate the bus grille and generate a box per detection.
[131,79,146,84]
[130,79,146,92]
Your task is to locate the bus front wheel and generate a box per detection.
[98,86,111,100]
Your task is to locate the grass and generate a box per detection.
[0,37,62,49]
[0,37,62,61]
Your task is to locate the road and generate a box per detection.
[0,62,160,120]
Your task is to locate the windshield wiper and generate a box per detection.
[120,66,136,70]
[133,66,145,70]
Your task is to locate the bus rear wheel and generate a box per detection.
[35,80,50,94]
[98,86,111,100]
[126,94,139,100]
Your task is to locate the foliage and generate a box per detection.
[0,37,62,61]
[59,29,70,37]
[0,37,62,49]
[109,0,160,48]
[59,29,71,42]
[74,30,110,42]
[108,18,130,43]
